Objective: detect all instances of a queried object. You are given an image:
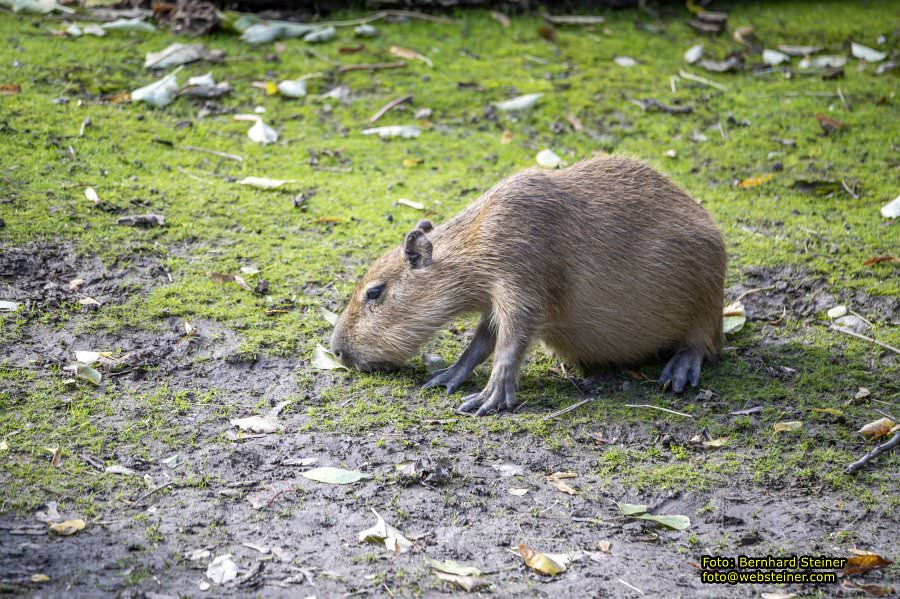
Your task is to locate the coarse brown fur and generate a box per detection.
[331,155,726,414]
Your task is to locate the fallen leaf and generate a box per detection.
[761,593,796,599]
[49,519,85,536]
[500,129,513,144]
[736,174,774,188]
[850,42,887,63]
[74,362,102,385]
[762,48,790,65]
[490,11,510,27]
[731,406,763,415]
[777,45,822,56]
[543,14,605,25]
[518,544,567,575]
[35,502,61,524]
[359,509,412,554]
[304,26,335,43]
[508,488,529,496]
[854,388,871,401]
[239,177,295,189]
[722,300,747,334]
[79,297,100,307]
[799,55,847,69]
[311,343,347,370]
[684,44,704,64]
[536,149,566,169]
[0,300,21,312]
[863,255,900,266]
[697,56,742,73]
[0,439,7,451]
[277,79,307,98]
[362,125,421,139]
[827,305,848,319]
[634,513,691,530]
[880,194,900,218]
[547,477,578,495]
[30,574,49,583]
[492,463,523,477]
[702,437,728,448]
[145,43,204,69]
[773,421,803,433]
[300,466,370,485]
[597,540,611,553]
[230,415,281,434]
[614,56,637,67]
[322,307,340,326]
[68,278,84,291]
[102,17,155,33]
[812,408,844,417]
[105,464,136,475]
[354,24,377,37]
[858,417,894,440]
[46,447,61,467]
[617,502,648,516]
[247,118,278,144]
[0,84,21,95]
[426,558,481,577]
[843,553,892,576]
[433,571,489,591]
[815,113,845,134]
[132,70,180,108]
[206,554,238,584]
[494,93,542,111]
[390,45,432,67]
[397,198,425,210]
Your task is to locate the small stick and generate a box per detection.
[337,61,407,74]
[847,309,873,327]
[129,481,174,507]
[180,145,243,162]
[369,94,413,124]
[678,69,727,91]
[376,9,459,25]
[670,75,678,93]
[542,397,594,421]
[837,87,850,111]
[841,178,859,200]
[618,579,645,596]
[845,433,900,474]
[831,325,900,355]
[734,285,775,302]
[175,167,211,185]
[624,404,693,418]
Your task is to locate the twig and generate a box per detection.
[670,75,678,93]
[129,481,174,507]
[830,325,900,355]
[179,145,243,162]
[841,178,859,200]
[175,167,211,185]
[542,397,595,421]
[618,579,645,596]
[847,309,873,327]
[336,61,407,74]
[845,433,900,474]
[735,285,775,302]
[678,69,727,91]
[369,94,413,124]
[624,404,693,418]
[376,10,459,25]
[837,87,850,111]
[873,408,896,421]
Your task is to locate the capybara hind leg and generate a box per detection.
[658,347,703,393]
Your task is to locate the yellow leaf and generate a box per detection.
[843,553,892,575]
[30,574,50,583]
[812,408,845,417]
[549,478,578,495]
[858,417,894,439]
[736,174,774,188]
[265,81,277,96]
[402,158,420,167]
[702,437,728,448]
[501,130,512,144]
[518,544,566,576]
[49,519,86,536]
[773,421,803,433]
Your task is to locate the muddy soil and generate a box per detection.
[1,244,897,598]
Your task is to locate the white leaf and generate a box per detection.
[684,44,703,64]
[65,23,82,36]
[798,55,846,69]
[508,488,529,496]
[0,300,20,312]
[614,56,637,67]
[206,554,238,584]
[827,305,848,319]
[277,79,307,98]
[247,119,278,144]
[881,194,900,218]
[354,24,377,37]
[304,26,335,43]
[762,49,790,65]
[397,198,424,210]
[102,18,155,33]
[132,71,179,108]
[312,344,347,370]
[536,149,566,169]
[494,93,542,111]
[358,509,412,554]
[144,43,204,69]
[362,126,421,139]
[230,415,281,434]
[105,464,136,475]
[187,72,215,87]
[851,42,886,63]
[492,463,523,477]
[82,24,106,37]
[777,45,822,56]
[74,351,101,364]
[322,307,340,326]
[300,466,371,484]
[239,177,295,189]
[85,187,100,204]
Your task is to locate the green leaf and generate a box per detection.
[426,558,482,577]
[617,502,647,516]
[722,314,746,334]
[634,513,691,531]
[301,466,370,485]
[311,344,347,370]
[74,362,102,386]
[321,307,340,326]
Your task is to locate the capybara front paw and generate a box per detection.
[659,348,703,393]
[422,367,467,394]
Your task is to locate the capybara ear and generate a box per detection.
[415,219,433,233]
[404,229,433,269]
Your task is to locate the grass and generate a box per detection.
[1,0,898,520]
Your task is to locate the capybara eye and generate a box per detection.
[366,285,384,301]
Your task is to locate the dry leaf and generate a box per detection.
[816,113,845,134]
[390,45,432,67]
[518,544,567,575]
[858,417,894,440]
[508,488,529,496]
[843,553,892,575]
[49,519,86,536]
[84,187,100,204]
[500,130,513,144]
[47,447,61,467]
[0,84,21,95]
[773,421,803,433]
[863,255,900,266]
[490,11,510,27]
[548,478,578,495]
[397,198,425,210]
[736,174,774,188]
[433,571,489,591]
[359,509,412,554]
[597,540,611,553]
[812,408,844,417]
[702,437,728,448]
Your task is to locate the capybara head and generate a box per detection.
[330,220,448,371]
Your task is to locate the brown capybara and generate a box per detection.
[330,155,726,415]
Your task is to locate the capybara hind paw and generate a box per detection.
[457,385,516,416]
[659,348,703,393]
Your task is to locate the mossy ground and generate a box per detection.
[0,1,898,596]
